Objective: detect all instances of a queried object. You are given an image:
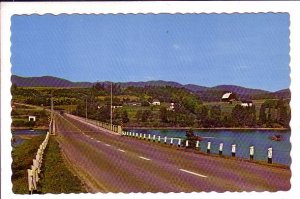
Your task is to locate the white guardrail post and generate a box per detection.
[219,143,223,156]
[231,144,236,157]
[28,131,50,194]
[207,141,211,154]
[268,147,273,164]
[196,140,199,150]
[250,146,255,160]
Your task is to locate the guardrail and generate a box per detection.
[67,114,122,135]
[27,131,50,194]
[122,131,274,164]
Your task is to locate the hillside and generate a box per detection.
[11,75,290,101]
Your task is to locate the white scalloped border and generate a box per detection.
[1,2,300,199]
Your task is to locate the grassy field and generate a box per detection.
[39,137,86,193]
[11,103,49,129]
[203,99,269,119]
[12,135,46,194]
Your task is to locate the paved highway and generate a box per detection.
[54,113,291,193]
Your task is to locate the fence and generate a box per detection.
[27,131,50,194]
[67,114,122,135]
[122,131,274,164]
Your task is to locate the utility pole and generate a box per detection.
[85,97,87,121]
[110,82,113,131]
[51,92,55,135]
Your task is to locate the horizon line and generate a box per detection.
[12,74,289,93]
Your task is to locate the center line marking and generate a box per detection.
[179,169,208,178]
[118,149,125,152]
[105,144,111,147]
[90,137,94,140]
[139,156,151,161]
[97,140,101,143]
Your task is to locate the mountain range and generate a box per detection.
[11,75,290,101]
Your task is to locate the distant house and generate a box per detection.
[28,116,36,122]
[127,102,141,106]
[112,105,123,109]
[152,99,160,106]
[241,100,253,107]
[221,92,237,103]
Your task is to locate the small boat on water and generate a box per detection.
[270,134,282,141]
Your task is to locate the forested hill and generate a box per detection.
[11,75,290,101]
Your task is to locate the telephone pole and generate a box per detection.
[110,82,113,131]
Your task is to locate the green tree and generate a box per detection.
[121,110,129,123]
[160,107,168,123]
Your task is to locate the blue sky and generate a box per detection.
[11,13,290,91]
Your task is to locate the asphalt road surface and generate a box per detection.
[54,113,291,193]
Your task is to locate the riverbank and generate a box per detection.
[124,126,289,131]
[11,126,49,131]
[12,135,46,194]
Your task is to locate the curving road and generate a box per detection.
[54,113,291,193]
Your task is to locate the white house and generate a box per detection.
[28,116,36,122]
[152,99,160,106]
[221,92,237,103]
[241,100,253,107]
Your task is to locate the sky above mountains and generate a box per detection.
[11,13,290,92]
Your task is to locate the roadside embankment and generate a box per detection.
[39,136,86,193]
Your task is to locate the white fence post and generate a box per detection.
[196,140,199,150]
[153,135,156,142]
[207,142,211,154]
[144,134,146,140]
[27,169,33,194]
[148,134,151,141]
[158,136,161,143]
[31,166,37,191]
[140,133,142,139]
[268,147,273,164]
[219,143,223,155]
[164,136,167,144]
[185,140,189,148]
[232,144,236,157]
[170,138,173,145]
[178,139,181,147]
[250,146,255,160]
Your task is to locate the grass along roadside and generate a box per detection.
[39,136,86,193]
[12,135,46,194]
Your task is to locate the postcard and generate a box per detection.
[1,1,300,199]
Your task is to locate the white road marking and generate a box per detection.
[118,149,125,153]
[97,140,101,143]
[139,156,151,161]
[179,169,207,178]
[90,137,94,140]
[105,144,111,147]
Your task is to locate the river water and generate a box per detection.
[11,129,47,147]
[128,129,291,166]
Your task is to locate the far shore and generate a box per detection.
[11,126,49,131]
[124,126,290,131]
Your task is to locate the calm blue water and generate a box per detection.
[129,129,291,166]
[11,129,47,147]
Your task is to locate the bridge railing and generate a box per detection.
[27,131,50,194]
[67,114,122,135]
[122,131,275,164]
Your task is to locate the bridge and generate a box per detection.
[49,112,291,192]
